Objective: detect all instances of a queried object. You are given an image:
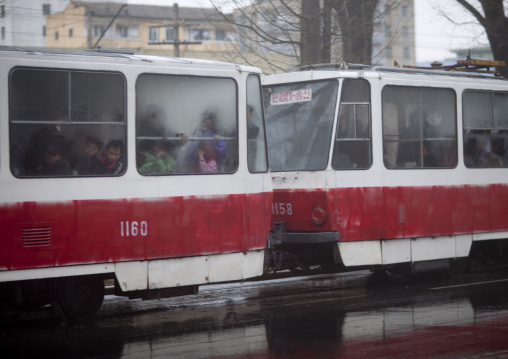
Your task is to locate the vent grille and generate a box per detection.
[22,226,52,247]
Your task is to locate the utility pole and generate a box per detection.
[147,3,201,57]
[173,3,180,57]
[87,10,92,49]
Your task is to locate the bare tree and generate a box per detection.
[333,0,379,64]
[452,0,508,77]
[206,0,405,73]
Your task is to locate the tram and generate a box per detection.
[0,47,271,319]
[262,59,508,274]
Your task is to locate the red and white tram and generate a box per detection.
[262,61,508,274]
[0,47,271,318]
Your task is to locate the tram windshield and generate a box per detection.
[263,80,338,171]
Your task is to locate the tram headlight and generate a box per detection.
[311,207,326,226]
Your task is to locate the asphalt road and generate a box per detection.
[3,269,508,358]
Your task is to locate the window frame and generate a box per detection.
[262,79,339,172]
[463,89,508,168]
[332,78,373,170]
[247,74,269,174]
[381,84,458,170]
[9,66,128,178]
[135,72,240,176]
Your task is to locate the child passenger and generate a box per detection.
[138,141,176,175]
[197,140,218,173]
[75,137,102,175]
[90,140,124,175]
[40,142,73,176]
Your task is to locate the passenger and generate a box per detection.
[247,105,260,139]
[90,140,125,175]
[422,141,437,167]
[439,141,456,167]
[464,137,479,166]
[138,141,176,175]
[179,111,226,172]
[39,142,73,176]
[74,137,103,175]
[24,126,66,175]
[197,140,218,173]
[477,136,503,166]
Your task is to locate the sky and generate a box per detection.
[127,0,489,64]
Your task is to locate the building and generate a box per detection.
[1,1,416,74]
[227,0,416,72]
[372,0,416,66]
[45,1,233,59]
[0,0,70,47]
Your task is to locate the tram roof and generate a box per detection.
[263,61,508,86]
[0,46,261,73]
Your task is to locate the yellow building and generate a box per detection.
[46,1,235,60]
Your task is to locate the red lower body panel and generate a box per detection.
[272,184,508,241]
[0,192,270,270]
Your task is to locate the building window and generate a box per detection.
[190,29,211,41]
[215,30,226,41]
[1,27,5,40]
[1,5,5,18]
[116,25,128,38]
[42,4,50,15]
[384,26,391,38]
[402,26,408,37]
[149,27,159,42]
[165,27,174,42]
[385,47,392,58]
[401,5,408,17]
[93,25,105,38]
[43,26,46,37]
[403,47,410,59]
[68,28,73,38]
[54,31,59,41]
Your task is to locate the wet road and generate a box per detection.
[3,269,508,358]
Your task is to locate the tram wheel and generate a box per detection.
[57,276,105,319]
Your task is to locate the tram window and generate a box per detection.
[246,75,268,173]
[463,90,508,168]
[382,86,457,169]
[9,68,127,177]
[136,74,237,175]
[263,80,338,172]
[332,79,372,170]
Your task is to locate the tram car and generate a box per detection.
[0,47,271,318]
[262,59,508,275]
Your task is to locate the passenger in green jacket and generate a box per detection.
[138,141,176,175]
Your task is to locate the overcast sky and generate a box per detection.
[128,0,489,64]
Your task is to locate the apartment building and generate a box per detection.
[45,1,233,58]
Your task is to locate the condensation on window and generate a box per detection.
[9,68,127,177]
[382,86,457,169]
[263,80,338,172]
[463,90,508,168]
[136,73,238,175]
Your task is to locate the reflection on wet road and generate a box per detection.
[3,270,508,358]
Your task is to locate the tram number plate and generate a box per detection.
[272,203,293,215]
[120,221,148,237]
